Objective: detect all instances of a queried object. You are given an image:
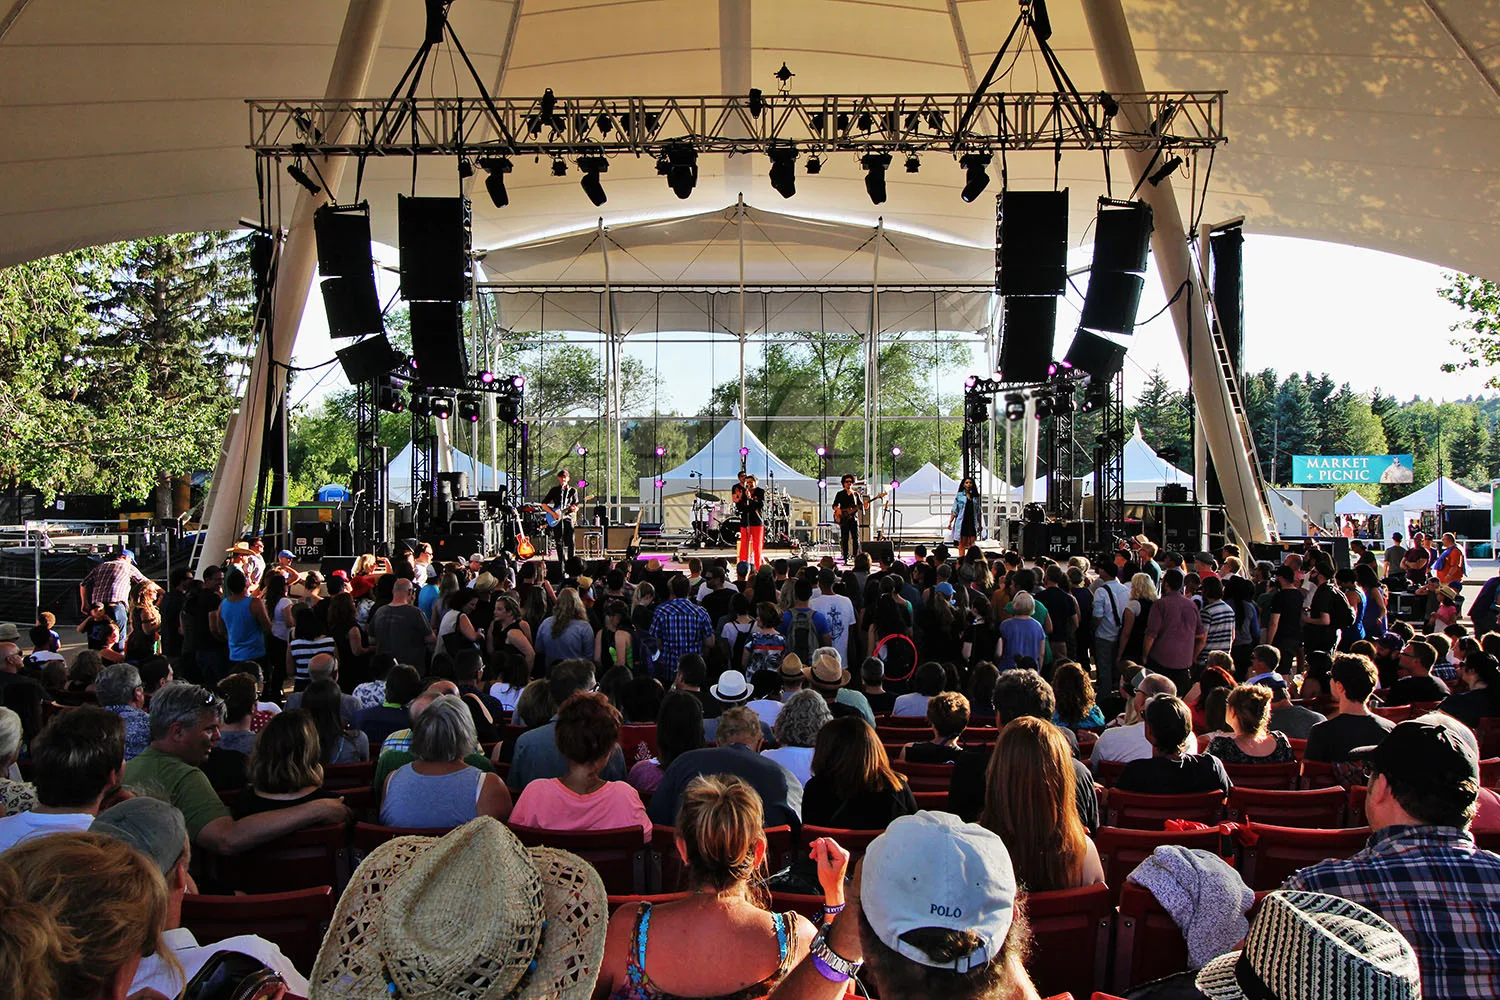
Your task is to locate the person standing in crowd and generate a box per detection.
[809,568,856,667]
[946,476,984,552]
[209,568,271,676]
[650,575,714,680]
[1287,720,1500,999]
[1143,569,1205,692]
[78,546,147,652]
[1263,564,1306,672]
[1303,653,1396,764]
[1091,560,1131,695]
[368,577,434,672]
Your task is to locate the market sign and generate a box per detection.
[1291,454,1414,485]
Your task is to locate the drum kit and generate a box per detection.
[688,483,794,549]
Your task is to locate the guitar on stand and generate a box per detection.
[624,505,645,562]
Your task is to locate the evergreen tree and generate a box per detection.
[1272,375,1317,483]
[1129,367,1191,464]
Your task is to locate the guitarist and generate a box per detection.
[832,475,871,562]
[541,469,580,573]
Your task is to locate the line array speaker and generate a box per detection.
[409,301,469,388]
[398,195,471,302]
[998,296,1057,383]
[334,334,403,384]
[1080,199,1153,335]
[313,204,382,339]
[998,190,1069,297]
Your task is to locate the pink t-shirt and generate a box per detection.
[510,778,653,843]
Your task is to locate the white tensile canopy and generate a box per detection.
[1385,477,1492,510]
[1335,491,1383,516]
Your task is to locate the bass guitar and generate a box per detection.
[541,494,595,529]
[836,490,887,527]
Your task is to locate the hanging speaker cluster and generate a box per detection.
[996,189,1069,383]
[399,194,472,390]
[313,203,383,339]
[1079,198,1153,336]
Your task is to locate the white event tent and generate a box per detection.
[1334,491,1383,516]
[1080,425,1196,501]
[641,420,818,529]
[1379,477,1492,537]
[386,442,504,506]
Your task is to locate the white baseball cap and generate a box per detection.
[861,811,1017,973]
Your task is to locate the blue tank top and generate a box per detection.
[219,594,266,661]
[380,764,485,829]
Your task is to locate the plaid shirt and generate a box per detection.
[105,704,151,760]
[649,598,713,676]
[1285,825,1500,1000]
[81,558,147,606]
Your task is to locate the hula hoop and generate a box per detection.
[871,633,919,683]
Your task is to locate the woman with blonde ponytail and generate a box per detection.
[592,775,820,1000]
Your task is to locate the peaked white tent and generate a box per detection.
[1380,476,1492,538]
[640,420,817,505]
[889,463,959,532]
[1081,425,1195,501]
[1335,491,1383,515]
[385,441,505,505]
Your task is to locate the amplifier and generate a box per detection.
[291,521,328,561]
[1021,521,1086,560]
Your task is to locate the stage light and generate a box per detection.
[410,395,432,417]
[891,446,902,457]
[663,143,698,199]
[964,375,978,388]
[654,446,666,457]
[1099,92,1120,119]
[286,161,320,195]
[551,157,568,177]
[817,479,827,489]
[498,397,521,424]
[904,154,921,174]
[861,152,892,205]
[836,113,851,133]
[479,370,496,385]
[805,155,823,175]
[1004,393,1026,421]
[574,114,590,135]
[774,62,794,85]
[429,395,454,420]
[739,447,750,457]
[596,113,614,134]
[768,147,798,198]
[904,112,921,132]
[925,110,945,130]
[578,156,609,206]
[377,379,407,413]
[457,157,474,179]
[576,446,588,456]
[1034,394,1055,419]
[1149,154,1183,186]
[960,153,992,203]
[891,480,900,489]
[644,112,660,133]
[457,393,482,422]
[856,111,873,133]
[511,375,526,390]
[578,479,587,488]
[808,113,826,134]
[815,446,827,457]
[540,88,557,119]
[748,88,765,116]
[479,158,512,209]
[654,478,665,489]
[1053,392,1076,415]
[527,116,543,136]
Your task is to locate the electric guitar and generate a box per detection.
[541,494,595,528]
[514,502,536,558]
[624,506,645,562]
[836,490,887,527]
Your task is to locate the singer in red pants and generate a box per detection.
[736,473,766,568]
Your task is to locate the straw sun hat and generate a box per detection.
[310,817,607,1000]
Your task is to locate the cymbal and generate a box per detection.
[696,492,722,502]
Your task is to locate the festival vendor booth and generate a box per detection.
[1379,477,1492,542]
[641,420,819,535]
[1334,490,1383,539]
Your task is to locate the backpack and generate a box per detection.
[730,623,755,667]
[1325,584,1355,630]
[787,608,818,663]
[632,630,665,681]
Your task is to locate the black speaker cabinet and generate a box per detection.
[1021,521,1086,560]
[862,540,896,564]
[398,195,471,302]
[319,555,357,578]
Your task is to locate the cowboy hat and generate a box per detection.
[806,651,850,689]
[776,653,806,680]
[225,543,255,557]
[310,818,606,1000]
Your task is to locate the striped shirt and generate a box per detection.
[1197,598,1236,663]
[1286,825,1500,1000]
[287,636,339,683]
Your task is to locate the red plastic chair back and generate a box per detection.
[1234,822,1371,891]
[1479,719,1500,760]
[181,886,334,975]
[874,713,929,728]
[1481,757,1500,789]
[1474,828,1500,853]
[1371,705,1412,724]
[961,726,1000,745]
[650,825,685,893]
[1112,881,1190,990]
[1227,786,1347,828]
[1104,789,1225,830]
[1347,785,1368,827]
[1076,732,1099,762]
[1094,759,1128,787]
[608,892,691,912]
[1288,738,1307,760]
[1024,883,1112,1000]
[891,759,954,792]
[1408,700,1443,714]
[913,790,950,811]
[1222,761,1300,790]
[214,823,348,894]
[1092,826,1222,904]
[770,891,826,922]
[350,821,453,863]
[1298,759,1342,790]
[508,824,648,894]
[324,760,376,790]
[876,725,925,743]
[762,825,795,873]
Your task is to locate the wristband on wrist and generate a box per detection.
[811,954,848,983]
[811,928,862,980]
[823,902,845,915]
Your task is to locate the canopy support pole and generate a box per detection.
[871,218,885,532]
[599,218,620,524]
[1022,393,1039,506]
[1081,0,1275,543]
[197,0,391,575]
[737,195,747,461]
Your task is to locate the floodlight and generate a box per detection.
[429,395,454,420]
[904,154,921,174]
[457,394,482,422]
[768,147,798,198]
[578,156,609,206]
[663,143,698,199]
[960,153,992,202]
[861,153,892,205]
[1149,154,1183,186]
[479,158,512,209]
[287,161,320,195]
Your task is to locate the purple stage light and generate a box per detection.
[739,447,750,457]
[655,446,666,457]
[479,371,496,384]
[654,478,664,489]
[815,446,827,457]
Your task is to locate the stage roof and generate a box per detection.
[2,0,1498,282]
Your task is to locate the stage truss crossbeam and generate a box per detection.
[247,91,1226,157]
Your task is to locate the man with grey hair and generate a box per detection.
[92,797,310,996]
[97,662,150,759]
[123,681,347,855]
[1090,670,1198,772]
[284,652,361,723]
[647,704,803,832]
[369,576,434,670]
[0,640,24,694]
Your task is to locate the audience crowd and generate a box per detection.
[1,530,1497,999]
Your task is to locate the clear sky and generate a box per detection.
[289,233,1493,410]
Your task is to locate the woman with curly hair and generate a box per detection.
[1051,660,1105,730]
[761,689,832,785]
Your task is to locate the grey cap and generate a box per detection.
[91,796,188,875]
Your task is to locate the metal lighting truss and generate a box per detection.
[247,91,1225,158]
